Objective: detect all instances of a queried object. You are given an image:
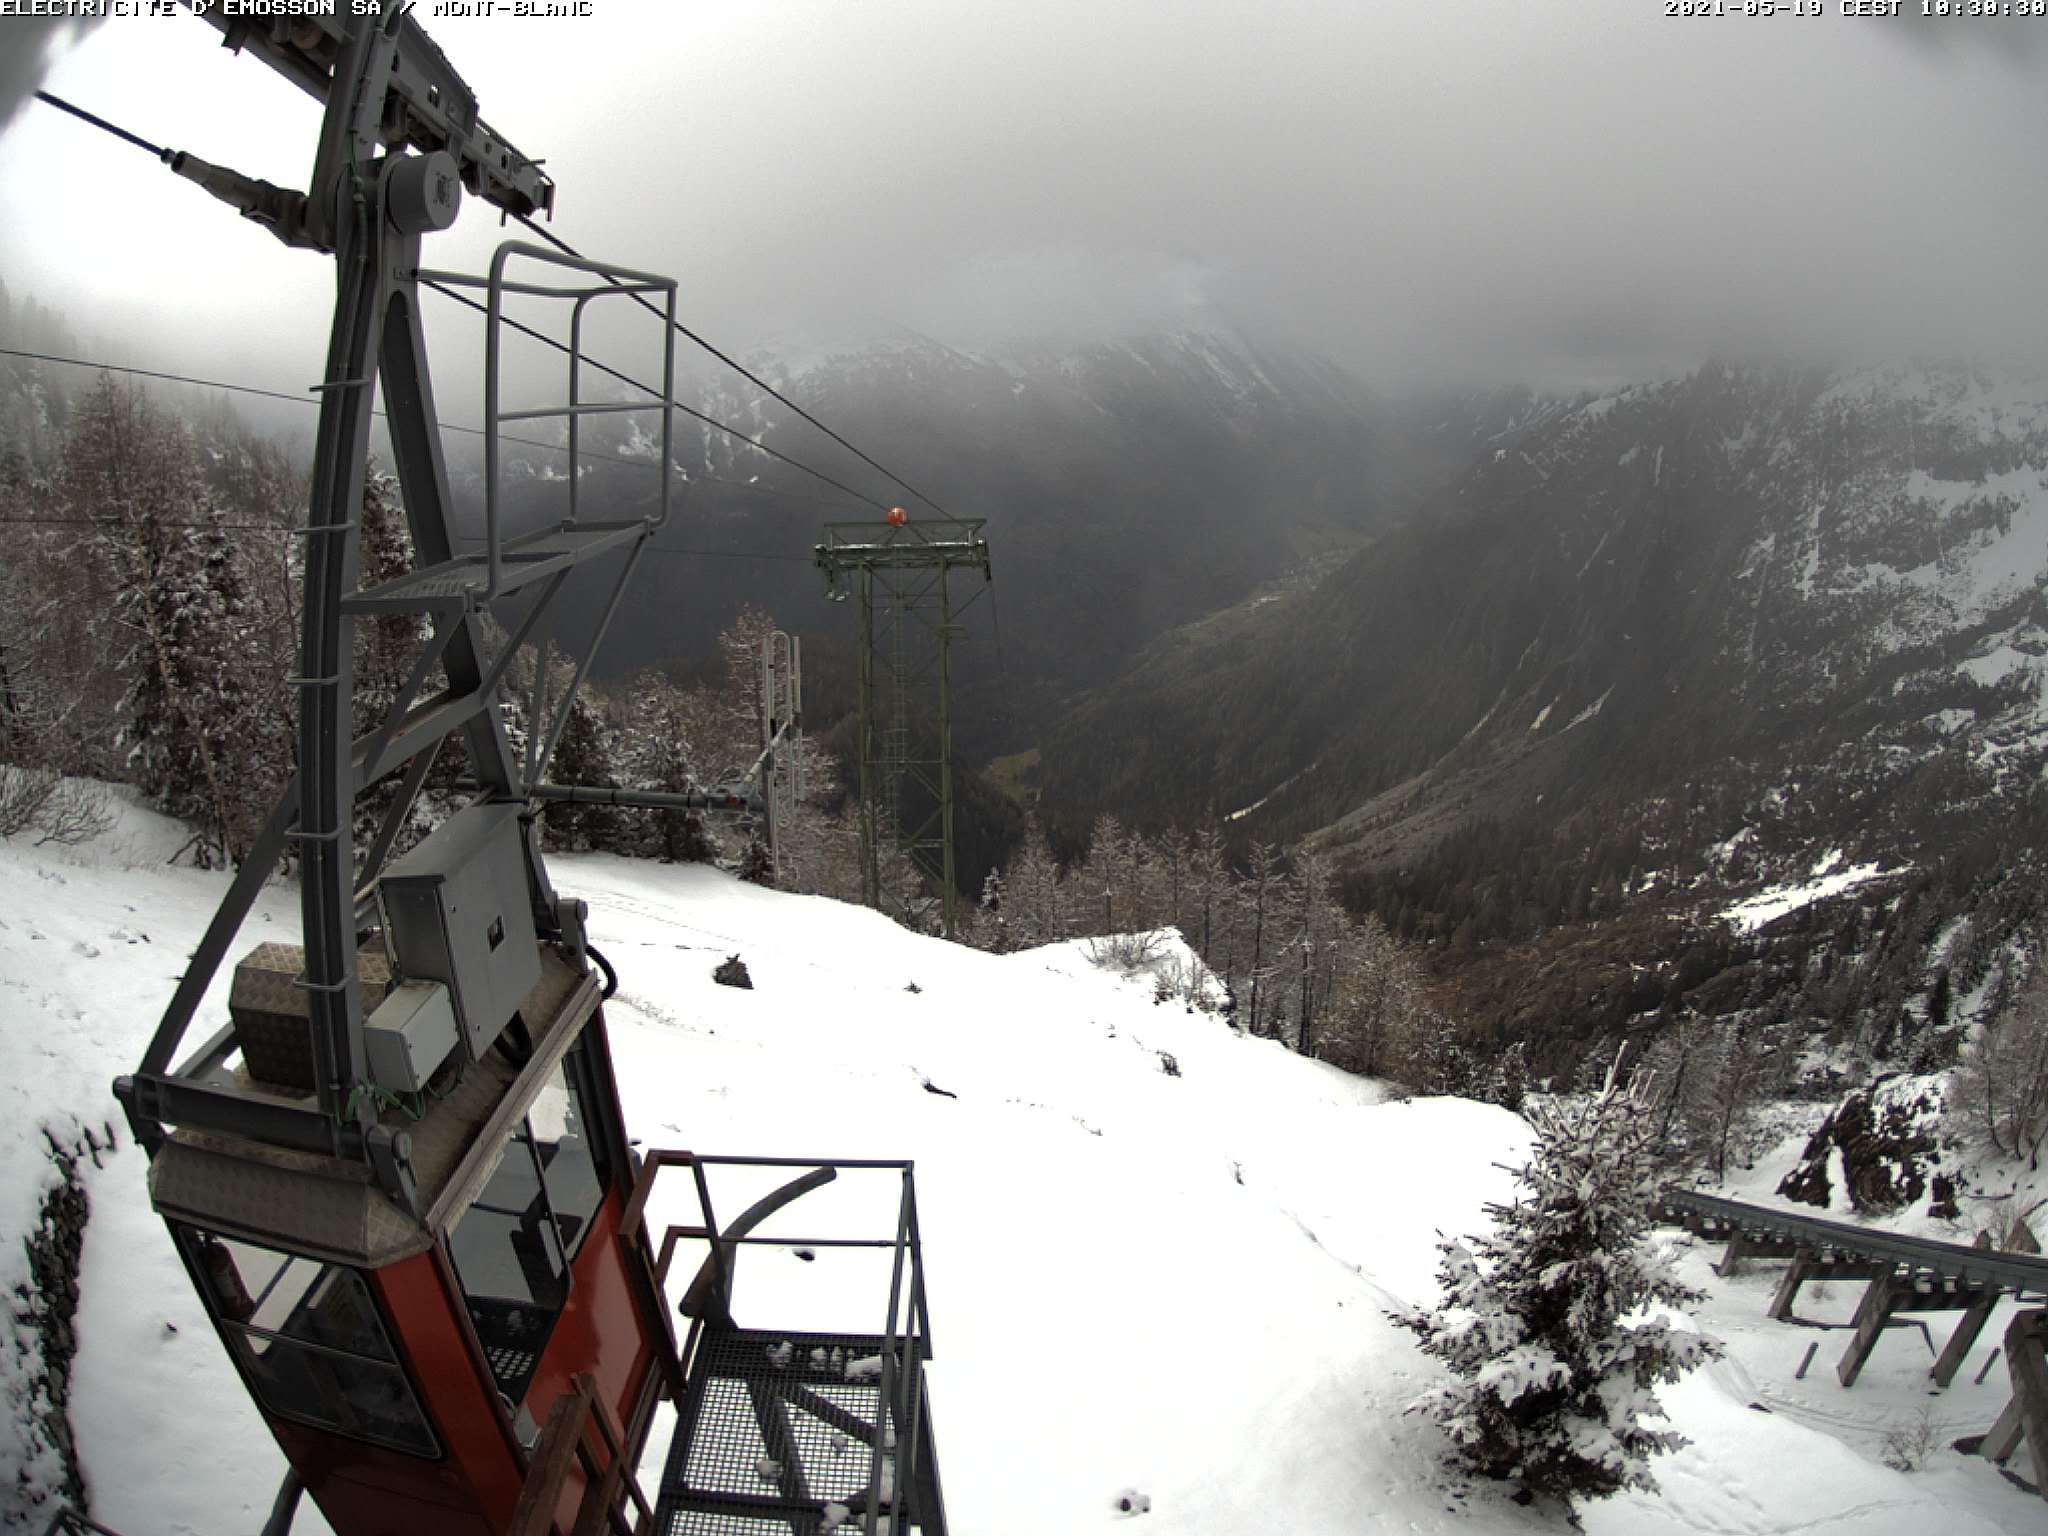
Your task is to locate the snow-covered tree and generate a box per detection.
[65,377,265,865]
[1153,825,1191,938]
[1316,911,1416,1077]
[1002,818,1068,949]
[1397,1061,1721,1503]
[1285,847,1342,1056]
[1235,841,1291,1038]
[1472,1039,1533,1115]
[1071,813,1136,936]
[1951,958,2048,1168]
[976,865,1011,953]
[612,667,715,863]
[1641,1017,1772,1177]
[1184,825,1229,961]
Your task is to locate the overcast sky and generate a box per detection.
[0,2,2042,399]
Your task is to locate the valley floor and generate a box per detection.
[0,793,2041,1533]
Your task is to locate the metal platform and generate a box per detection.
[340,519,650,613]
[629,1155,947,1536]
[657,1327,942,1535]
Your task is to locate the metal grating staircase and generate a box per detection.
[634,1155,947,1536]
[656,1327,943,1535]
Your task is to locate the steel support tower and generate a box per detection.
[114,4,673,1200]
[816,520,991,939]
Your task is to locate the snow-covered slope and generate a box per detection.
[1,807,2042,1533]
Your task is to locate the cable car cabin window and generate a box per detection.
[176,1227,438,1458]
[449,1122,568,1402]
[447,1048,612,1403]
[532,1048,609,1256]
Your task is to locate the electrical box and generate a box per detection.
[364,980,459,1093]
[379,802,541,1062]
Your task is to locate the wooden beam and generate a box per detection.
[2006,1309,2048,1496]
[510,1377,597,1536]
[1718,1230,1755,1278]
[1932,1293,1999,1389]
[1981,1397,2025,1465]
[1768,1248,1814,1321]
[1838,1272,1906,1388]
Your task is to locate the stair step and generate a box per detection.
[656,1327,921,1536]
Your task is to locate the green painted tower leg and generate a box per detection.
[815,519,991,938]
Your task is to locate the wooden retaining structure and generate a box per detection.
[1660,1188,2048,1496]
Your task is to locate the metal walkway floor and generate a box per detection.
[655,1326,943,1536]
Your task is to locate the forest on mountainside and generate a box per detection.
[16,277,2048,1146]
[0,304,1491,1108]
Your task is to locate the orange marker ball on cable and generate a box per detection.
[887,506,908,527]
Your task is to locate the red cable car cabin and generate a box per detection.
[142,940,669,1536]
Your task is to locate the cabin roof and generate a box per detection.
[148,947,600,1267]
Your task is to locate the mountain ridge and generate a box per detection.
[1034,358,2048,1061]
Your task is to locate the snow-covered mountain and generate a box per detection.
[1037,361,2048,1063]
[482,327,1515,758]
[6,796,2043,1533]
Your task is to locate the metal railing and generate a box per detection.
[625,1151,938,1535]
[418,240,678,601]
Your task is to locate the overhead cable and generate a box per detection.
[0,514,812,566]
[0,345,858,512]
[513,212,959,520]
[32,89,165,158]
[417,278,891,512]
[23,87,899,517]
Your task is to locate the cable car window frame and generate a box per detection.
[446,1036,615,1402]
[174,1225,443,1460]
[539,1036,612,1261]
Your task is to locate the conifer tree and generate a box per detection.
[66,377,259,864]
[1003,817,1068,949]
[1399,1062,1721,1503]
[613,668,714,863]
[977,866,1010,953]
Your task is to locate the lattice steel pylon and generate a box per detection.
[816,519,991,939]
[111,5,674,1193]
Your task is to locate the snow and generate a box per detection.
[1528,700,1555,733]
[0,787,339,1536]
[1565,687,1612,731]
[1707,827,1754,872]
[1924,708,1975,737]
[1957,633,2046,694]
[1583,1183,2037,1536]
[1898,466,2048,613]
[1720,850,1888,936]
[1224,766,1303,822]
[1,809,2042,1533]
[1576,525,1615,580]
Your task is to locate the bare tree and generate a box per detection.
[1286,847,1342,1056]
[1002,818,1069,949]
[1951,960,2048,1168]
